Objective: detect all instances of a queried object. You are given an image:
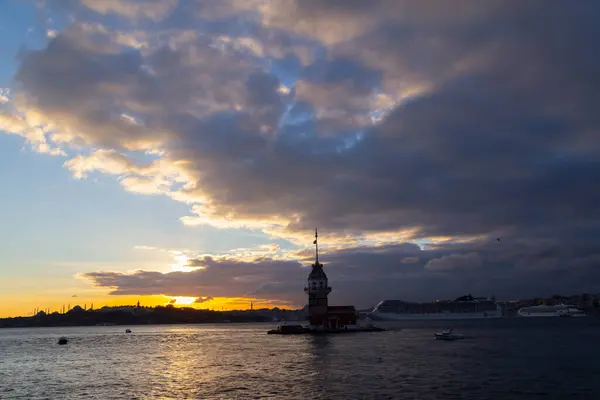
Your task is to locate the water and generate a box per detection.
[1,319,600,399]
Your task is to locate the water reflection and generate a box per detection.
[1,322,600,399]
[144,330,207,398]
[308,334,332,352]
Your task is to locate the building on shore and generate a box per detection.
[304,229,357,331]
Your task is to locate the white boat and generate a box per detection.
[434,328,466,341]
[368,295,502,321]
[518,303,586,317]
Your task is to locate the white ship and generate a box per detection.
[517,303,586,317]
[368,295,502,321]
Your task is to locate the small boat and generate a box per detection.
[434,328,465,341]
[125,329,132,333]
[57,337,68,345]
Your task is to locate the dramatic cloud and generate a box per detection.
[82,238,600,307]
[4,0,600,300]
[82,256,307,302]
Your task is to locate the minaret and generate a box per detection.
[304,229,331,330]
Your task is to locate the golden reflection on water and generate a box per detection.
[143,326,223,397]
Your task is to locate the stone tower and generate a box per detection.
[304,229,331,329]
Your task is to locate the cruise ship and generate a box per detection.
[517,304,586,317]
[368,295,502,320]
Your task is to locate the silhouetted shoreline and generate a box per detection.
[3,293,599,328]
[0,304,305,328]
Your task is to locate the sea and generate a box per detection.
[1,319,600,399]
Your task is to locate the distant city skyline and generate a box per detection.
[2,1,600,317]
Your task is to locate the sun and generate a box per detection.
[169,296,196,305]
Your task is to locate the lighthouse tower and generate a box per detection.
[304,229,331,330]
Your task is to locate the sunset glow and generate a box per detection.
[0,294,297,318]
[168,297,196,306]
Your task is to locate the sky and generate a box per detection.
[1,0,600,318]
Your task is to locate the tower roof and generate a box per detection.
[308,262,328,280]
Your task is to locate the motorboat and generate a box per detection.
[57,337,68,345]
[125,329,132,333]
[434,328,466,341]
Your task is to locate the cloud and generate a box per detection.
[194,296,214,304]
[401,257,420,264]
[65,149,147,179]
[5,0,600,300]
[0,112,65,155]
[81,238,600,307]
[292,57,385,134]
[80,0,177,21]
[424,252,482,271]
[0,88,9,103]
[134,245,159,251]
[81,256,307,302]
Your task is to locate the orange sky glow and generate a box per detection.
[0,295,298,318]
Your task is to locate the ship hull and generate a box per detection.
[518,311,586,318]
[517,304,586,318]
[368,310,502,321]
[517,311,560,317]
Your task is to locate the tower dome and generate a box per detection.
[308,262,328,281]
